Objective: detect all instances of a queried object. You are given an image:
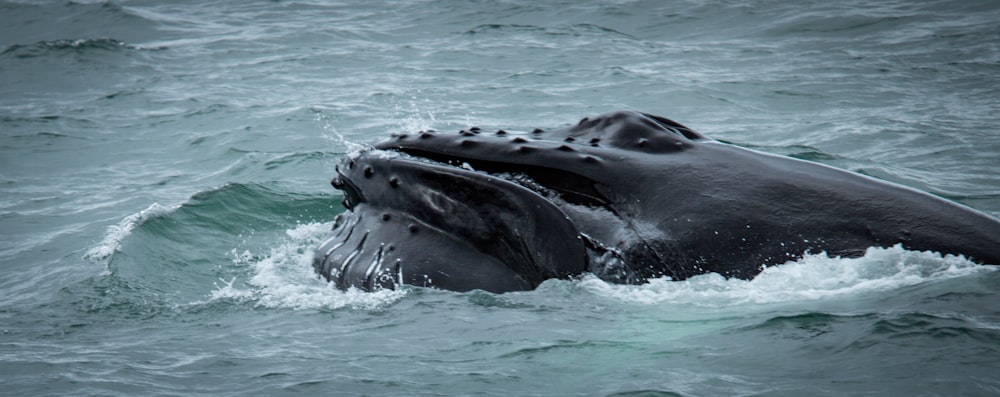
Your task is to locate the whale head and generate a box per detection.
[313,111,706,292]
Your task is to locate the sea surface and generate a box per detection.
[2,0,1000,395]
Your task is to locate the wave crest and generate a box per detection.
[0,38,151,58]
[84,202,176,263]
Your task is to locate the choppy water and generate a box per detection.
[2,0,1000,395]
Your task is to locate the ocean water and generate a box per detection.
[2,0,1000,395]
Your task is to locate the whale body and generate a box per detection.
[313,111,1000,292]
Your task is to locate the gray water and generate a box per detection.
[2,0,1000,395]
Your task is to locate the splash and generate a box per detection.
[312,95,444,153]
[208,223,992,311]
[577,245,995,306]
[314,110,367,153]
[209,222,406,310]
[393,93,440,133]
[84,203,176,263]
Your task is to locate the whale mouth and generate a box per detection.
[379,143,639,275]
[390,146,612,210]
[371,127,624,213]
[314,140,591,293]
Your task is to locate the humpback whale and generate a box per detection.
[314,111,1000,293]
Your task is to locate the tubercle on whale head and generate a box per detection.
[331,159,366,210]
[360,111,710,216]
[375,111,706,162]
[374,138,616,211]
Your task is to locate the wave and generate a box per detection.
[463,23,637,40]
[0,0,164,46]
[85,182,337,261]
[573,245,995,306]
[0,38,164,59]
[84,202,175,263]
[81,182,341,302]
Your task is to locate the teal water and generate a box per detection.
[2,0,1000,395]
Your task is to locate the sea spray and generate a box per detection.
[210,222,406,310]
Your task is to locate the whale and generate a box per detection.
[313,111,1000,293]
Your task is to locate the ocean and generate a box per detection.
[2,0,999,395]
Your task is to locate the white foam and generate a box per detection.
[208,222,406,310]
[84,203,176,263]
[208,228,992,310]
[576,245,995,306]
